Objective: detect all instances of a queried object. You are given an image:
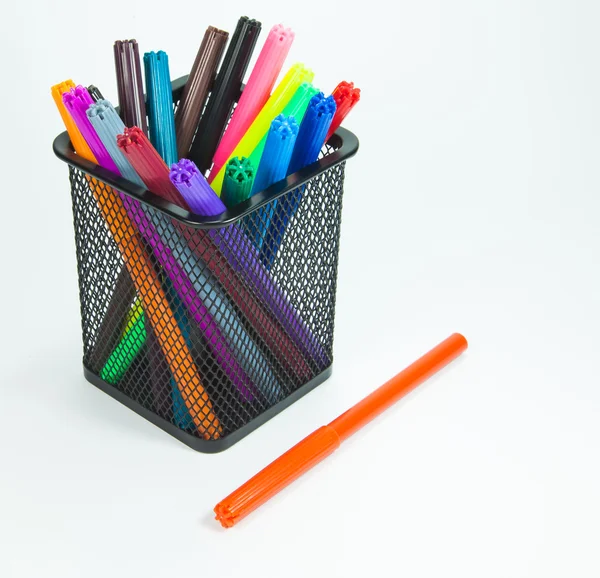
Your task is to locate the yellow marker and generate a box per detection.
[209,63,314,195]
[121,299,144,337]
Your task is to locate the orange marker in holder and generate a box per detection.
[214,333,468,527]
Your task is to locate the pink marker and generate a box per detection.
[209,24,294,183]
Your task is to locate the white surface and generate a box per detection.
[1,1,599,576]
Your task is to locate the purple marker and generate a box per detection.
[170,159,328,367]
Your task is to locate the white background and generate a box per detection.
[1,1,599,576]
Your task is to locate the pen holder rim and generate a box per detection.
[52,75,360,230]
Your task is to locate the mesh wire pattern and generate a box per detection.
[67,152,347,449]
[57,75,356,451]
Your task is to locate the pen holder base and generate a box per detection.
[83,365,332,453]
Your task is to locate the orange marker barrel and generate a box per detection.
[214,333,468,527]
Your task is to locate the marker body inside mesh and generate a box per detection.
[60,87,222,439]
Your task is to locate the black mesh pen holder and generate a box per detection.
[53,76,359,452]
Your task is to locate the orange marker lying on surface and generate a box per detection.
[214,333,468,527]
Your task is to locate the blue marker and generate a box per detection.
[260,93,336,269]
[247,114,299,254]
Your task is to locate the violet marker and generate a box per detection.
[169,159,328,369]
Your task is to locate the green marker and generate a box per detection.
[222,157,256,208]
[100,303,146,384]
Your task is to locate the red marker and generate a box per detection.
[326,80,361,140]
